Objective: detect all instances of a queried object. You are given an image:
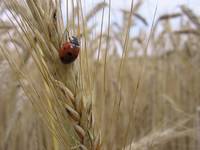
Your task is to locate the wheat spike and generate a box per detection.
[0,0,100,149]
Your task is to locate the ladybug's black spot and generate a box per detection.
[67,52,72,56]
[60,53,77,64]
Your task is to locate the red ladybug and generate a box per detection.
[59,36,80,64]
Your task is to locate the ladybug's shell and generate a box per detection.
[59,42,80,64]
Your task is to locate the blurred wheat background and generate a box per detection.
[0,0,200,150]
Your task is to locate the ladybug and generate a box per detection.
[59,36,80,64]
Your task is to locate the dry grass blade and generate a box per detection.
[157,13,182,21]
[134,13,148,26]
[0,20,14,30]
[181,5,200,29]
[153,13,182,35]
[174,29,200,35]
[121,10,148,26]
[85,2,107,22]
[125,127,193,150]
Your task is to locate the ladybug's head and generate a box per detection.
[69,36,80,47]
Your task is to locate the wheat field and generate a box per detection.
[0,0,200,150]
